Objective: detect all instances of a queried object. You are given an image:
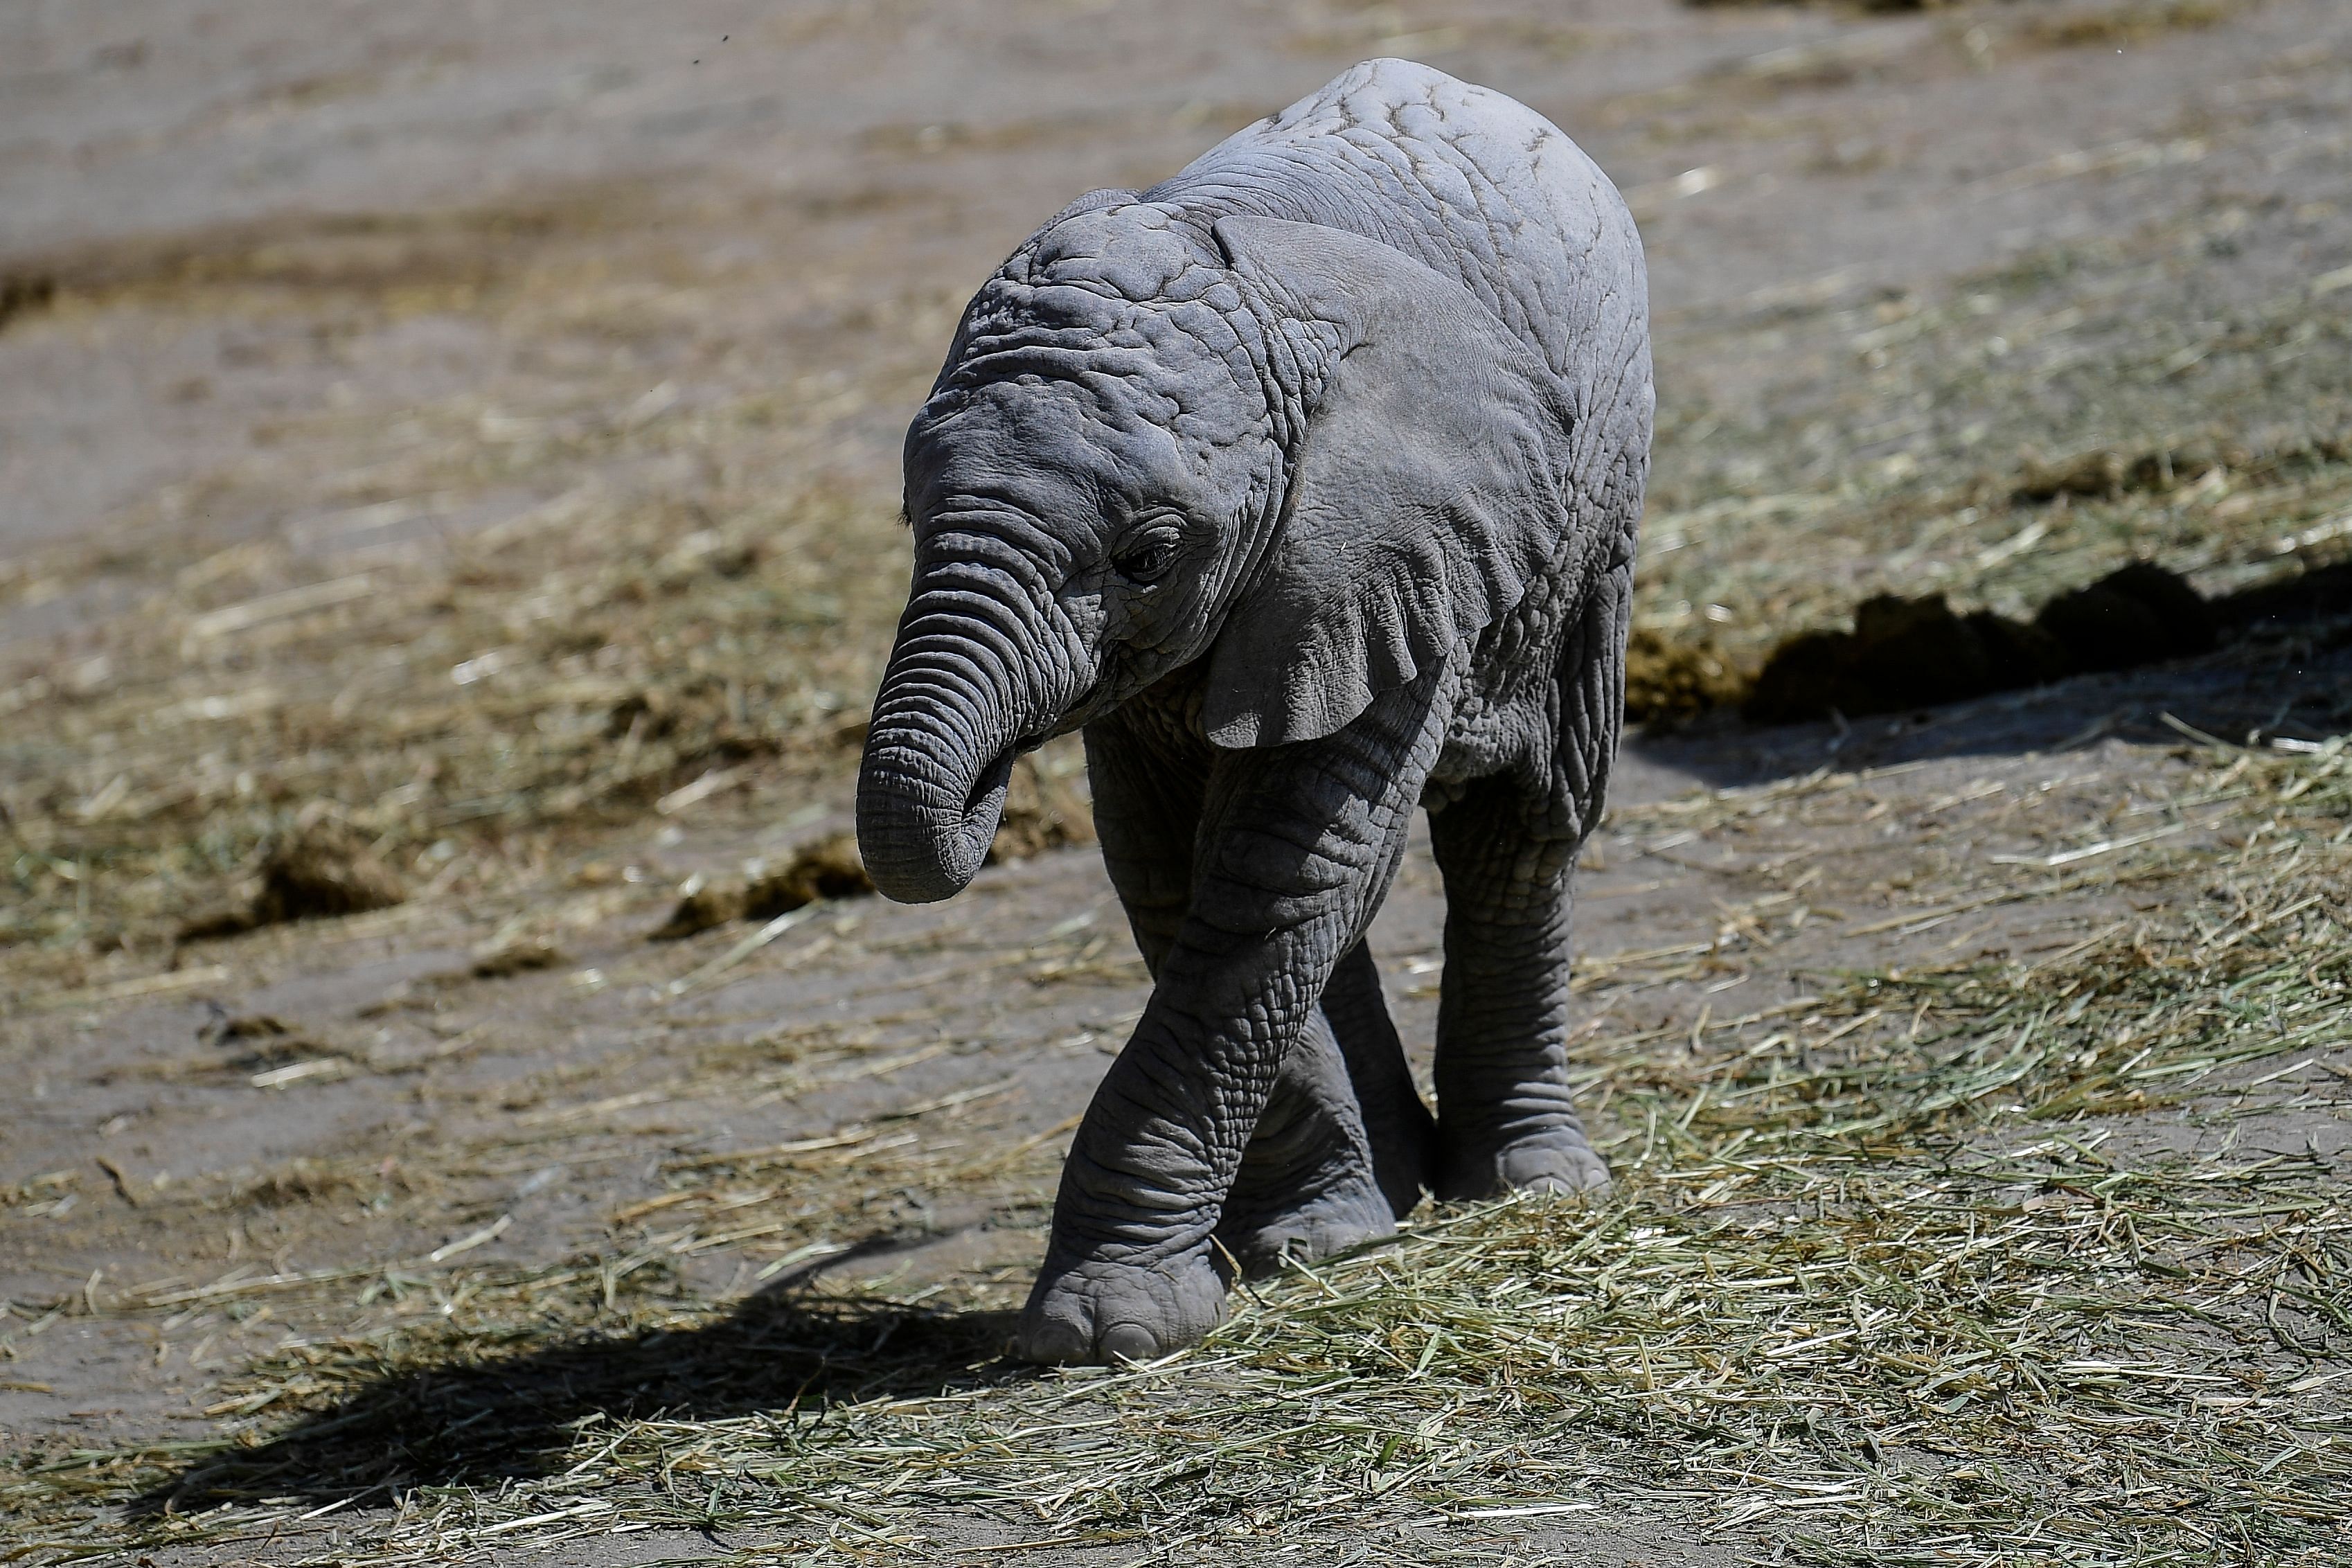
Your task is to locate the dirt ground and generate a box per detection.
[3,2,2349,1565]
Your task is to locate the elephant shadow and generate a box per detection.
[128,1258,1026,1520]
[1642,560,2352,789]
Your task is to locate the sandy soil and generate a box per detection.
[3,1,2349,1563]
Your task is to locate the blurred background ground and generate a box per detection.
[2,2,2347,1565]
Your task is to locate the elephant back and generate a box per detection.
[1144,57,1647,403]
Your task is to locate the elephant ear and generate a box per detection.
[1202,215,1578,749]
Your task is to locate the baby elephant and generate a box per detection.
[856,60,1651,1364]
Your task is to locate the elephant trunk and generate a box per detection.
[857,546,1078,903]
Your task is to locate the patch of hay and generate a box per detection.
[2010,440,2228,502]
[652,753,1091,940]
[2016,0,2249,51]
[231,1156,394,1211]
[198,1011,292,1045]
[10,731,2346,1565]
[177,816,407,941]
[468,934,567,979]
[253,819,408,920]
[648,875,751,941]
[0,273,56,332]
[747,832,875,914]
[1746,592,2031,724]
[1623,628,1748,725]
[652,832,875,941]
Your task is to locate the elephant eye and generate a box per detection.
[1112,527,1182,585]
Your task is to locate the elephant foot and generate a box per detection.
[1218,1157,1395,1278]
[1015,1242,1229,1365]
[1437,1119,1610,1202]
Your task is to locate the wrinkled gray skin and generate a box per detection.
[857,60,1651,1364]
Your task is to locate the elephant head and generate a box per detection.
[856,197,1586,902]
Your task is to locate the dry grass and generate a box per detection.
[5,105,2347,979]
[5,736,2343,1565]
[1621,190,2352,724]
[1636,193,2352,688]
[2015,0,2254,51]
[176,812,410,942]
[0,466,909,981]
[0,179,959,991]
[1736,562,2230,726]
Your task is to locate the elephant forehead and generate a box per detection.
[1016,203,1224,303]
[944,286,1276,456]
[961,279,1255,390]
[959,199,1262,397]
[911,377,1256,510]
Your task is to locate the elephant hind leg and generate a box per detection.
[1319,938,1434,1219]
[1215,1008,1396,1276]
[1218,941,1432,1272]
[1427,772,1609,1201]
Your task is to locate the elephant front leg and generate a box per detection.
[1017,677,1447,1364]
[1015,918,1344,1364]
[1428,773,1610,1200]
[1080,718,1403,1297]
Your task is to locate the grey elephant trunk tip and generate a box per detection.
[855,735,1018,904]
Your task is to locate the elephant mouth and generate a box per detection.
[963,742,1019,825]
[962,721,1058,834]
